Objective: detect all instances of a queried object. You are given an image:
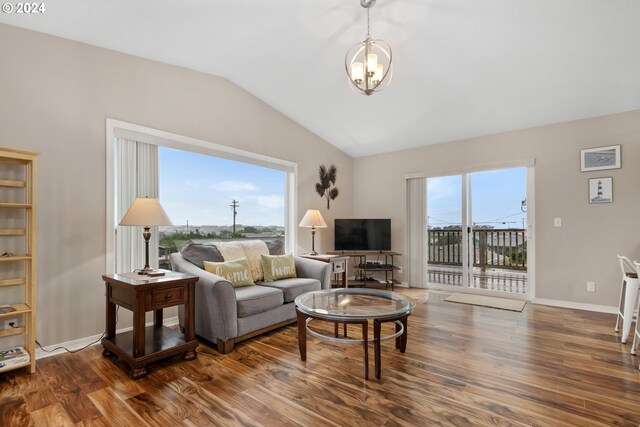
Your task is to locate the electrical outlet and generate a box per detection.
[398,266,403,274]
[3,318,18,329]
[554,217,562,227]
[586,282,596,292]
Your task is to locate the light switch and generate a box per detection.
[554,217,562,227]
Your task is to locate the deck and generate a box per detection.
[428,228,527,294]
[428,265,527,294]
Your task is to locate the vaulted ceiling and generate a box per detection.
[2,1,639,157]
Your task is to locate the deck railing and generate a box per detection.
[427,228,527,270]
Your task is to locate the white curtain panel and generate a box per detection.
[406,177,427,288]
[116,138,159,273]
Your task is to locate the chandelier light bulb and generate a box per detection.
[372,63,384,85]
[345,0,393,96]
[367,53,378,76]
[351,62,364,84]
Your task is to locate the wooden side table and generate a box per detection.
[101,270,198,379]
[300,254,349,288]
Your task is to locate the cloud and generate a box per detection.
[243,195,284,209]
[214,181,258,192]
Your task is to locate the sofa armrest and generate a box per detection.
[170,253,238,341]
[294,256,332,290]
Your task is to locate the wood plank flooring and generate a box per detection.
[1,289,639,426]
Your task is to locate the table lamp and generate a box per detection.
[299,209,327,255]
[119,197,173,274]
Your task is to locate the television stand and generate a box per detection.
[326,251,401,290]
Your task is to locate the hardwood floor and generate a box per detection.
[2,289,640,426]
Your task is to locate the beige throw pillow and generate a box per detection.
[261,253,297,282]
[204,257,254,288]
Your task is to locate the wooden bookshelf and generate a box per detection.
[0,147,37,374]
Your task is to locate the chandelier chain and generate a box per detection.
[367,7,371,37]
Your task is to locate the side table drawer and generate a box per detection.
[332,260,346,274]
[151,286,184,309]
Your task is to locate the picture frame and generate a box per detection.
[588,177,613,204]
[580,145,621,172]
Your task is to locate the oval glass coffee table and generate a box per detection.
[294,288,415,380]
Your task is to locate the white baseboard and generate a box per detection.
[532,299,617,314]
[35,316,179,360]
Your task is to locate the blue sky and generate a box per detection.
[159,148,285,226]
[427,168,527,229]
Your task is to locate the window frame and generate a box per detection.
[106,118,297,274]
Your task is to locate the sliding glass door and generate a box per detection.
[425,167,529,296]
[468,168,527,294]
[426,175,465,287]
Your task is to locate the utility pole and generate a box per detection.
[186,220,189,234]
[230,199,239,234]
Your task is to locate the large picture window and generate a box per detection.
[106,120,297,274]
[157,147,286,269]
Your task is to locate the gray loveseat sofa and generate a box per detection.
[170,242,331,354]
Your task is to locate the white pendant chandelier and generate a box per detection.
[345,0,393,96]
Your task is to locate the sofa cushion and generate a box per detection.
[235,285,284,318]
[180,243,224,269]
[261,253,296,282]
[258,278,321,303]
[203,258,254,288]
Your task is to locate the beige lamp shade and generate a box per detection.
[119,197,173,226]
[299,209,327,228]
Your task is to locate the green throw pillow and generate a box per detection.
[261,253,297,282]
[204,257,254,288]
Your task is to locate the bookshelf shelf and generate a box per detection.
[0,359,31,373]
[0,326,25,338]
[0,303,32,318]
[0,278,25,287]
[0,229,26,236]
[0,180,26,188]
[0,203,32,209]
[0,255,33,262]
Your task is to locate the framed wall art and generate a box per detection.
[580,145,621,172]
[588,177,613,204]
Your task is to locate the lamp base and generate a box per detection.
[309,250,319,256]
[137,268,165,277]
[137,267,154,275]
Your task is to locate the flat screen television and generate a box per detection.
[334,219,391,251]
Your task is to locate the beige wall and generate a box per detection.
[0,24,352,346]
[353,109,640,307]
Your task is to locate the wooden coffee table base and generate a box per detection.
[373,314,409,379]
